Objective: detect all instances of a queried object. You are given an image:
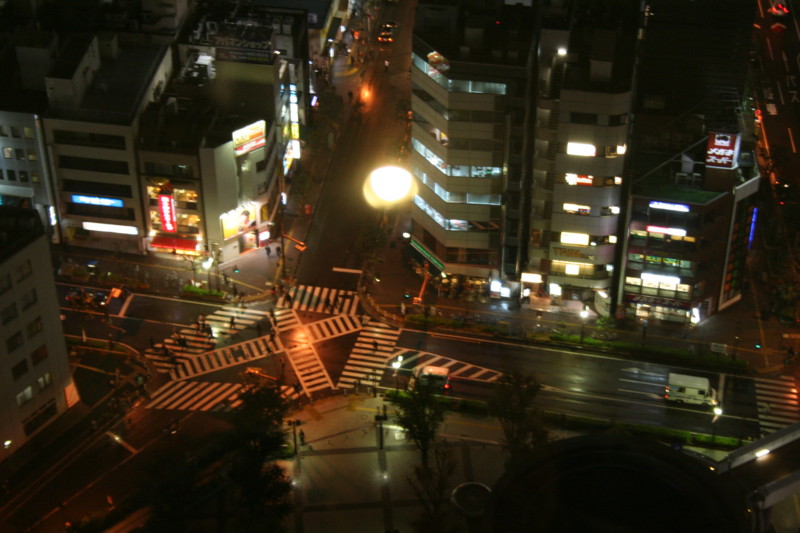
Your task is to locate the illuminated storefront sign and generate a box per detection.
[220,203,256,239]
[71,195,124,208]
[521,272,542,283]
[646,225,686,237]
[566,142,596,157]
[82,221,138,235]
[233,120,266,156]
[158,194,177,233]
[283,84,302,174]
[649,201,689,212]
[426,51,450,75]
[705,132,740,169]
[560,232,590,246]
[641,272,681,285]
[565,173,594,186]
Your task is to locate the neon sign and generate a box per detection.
[649,201,689,212]
[71,195,123,208]
[232,120,266,156]
[158,194,177,233]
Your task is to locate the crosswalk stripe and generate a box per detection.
[754,375,799,436]
[279,285,361,315]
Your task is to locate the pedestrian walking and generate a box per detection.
[270,330,276,344]
[347,90,353,102]
[325,297,332,312]
[372,340,379,352]
[229,316,236,329]
[299,429,305,445]
[270,309,276,322]
[284,292,293,306]
[265,246,271,258]
[276,246,282,257]
[384,59,389,72]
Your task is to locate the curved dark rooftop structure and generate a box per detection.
[489,434,751,533]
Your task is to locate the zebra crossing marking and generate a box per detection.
[278,285,360,315]
[171,336,283,380]
[305,314,362,343]
[339,321,402,388]
[390,348,503,383]
[144,381,303,412]
[273,308,301,332]
[142,306,273,373]
[754,375,800,436]
[285,340,335,395]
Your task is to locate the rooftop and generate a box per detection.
[48,36,168,125]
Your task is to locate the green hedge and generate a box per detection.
[181,284,226,299]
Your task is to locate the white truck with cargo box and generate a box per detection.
[664,373,717,407]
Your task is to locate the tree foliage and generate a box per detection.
[408,443,456,533]
[390,381,446,470]
[489,371,549,464]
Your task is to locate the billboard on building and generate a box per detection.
[233,120,266,156]
[705,133,740,169]
[158,194,177,233]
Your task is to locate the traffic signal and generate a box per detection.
[234,265,240,273]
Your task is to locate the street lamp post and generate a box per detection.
[580,308,588,343]
[391,355,403,390]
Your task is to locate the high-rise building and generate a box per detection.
[614,0,759,325]
[0,206,79,462]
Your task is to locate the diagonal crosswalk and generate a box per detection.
[305,314,363,343]
[278,285,360,315]
[753,375,800,436]
[392,349,503,383]
[285,340,335,395]
[338,321,402,389]
[170,336,283,380]
[272,307,301,332]
[142,306,272,373]
[144,381,302,412]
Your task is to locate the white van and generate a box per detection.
[411,365,451,393]
[664,373,717,407]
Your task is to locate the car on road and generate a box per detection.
[382,21,398,31]
[768,2,790,16]
[378,30,394,43]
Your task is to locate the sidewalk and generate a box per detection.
[358,207,794,376]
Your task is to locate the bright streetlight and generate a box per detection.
[579,308,589,342]
[392,355,403,390]
[364,165,415,208]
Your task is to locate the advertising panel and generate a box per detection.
[158,194,177,233]
[233,120,266,156]
[705,132,740,169]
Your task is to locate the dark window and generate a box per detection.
[570,112,597,125]
[19,171,28,183]
[62,179,132,198]
[26,317,43,338]
[59,155,129,175]
[11,359,28,380]
[31,344,48,365]
[6,331,23,352]
[23,400,57,436]
[20,288,37,309]
[16,260,32,282]
[7,170,15,181]
[2,303,17,324]
[66,202,135,220]
[53,130,126,149]
[256,158,268,172]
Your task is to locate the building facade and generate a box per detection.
[0,207,78,462]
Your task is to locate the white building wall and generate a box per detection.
[0,233,75,462]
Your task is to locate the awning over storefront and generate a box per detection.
[408,239,443,278]
[151,236,199,252]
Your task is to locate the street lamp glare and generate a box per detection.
[580,309,588,319]
[366,166,414,204]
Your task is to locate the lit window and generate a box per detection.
[566,142,596,157]
[625,277,642,286]
[565,264,580,275]
[565,173,594,186]
[36,372,52,390]
[610,206,620,214]
[563,203,590,215]
[609,235,617,244]
[614,176,622,185]
[560,232,590,245]
[16,386,33,407]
